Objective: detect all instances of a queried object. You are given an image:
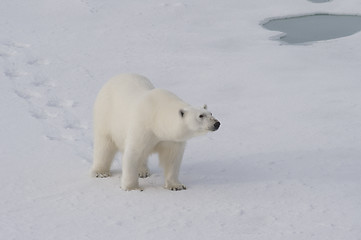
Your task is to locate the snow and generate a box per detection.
[1,0,361,239]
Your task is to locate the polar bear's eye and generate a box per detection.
[199,114,204,119]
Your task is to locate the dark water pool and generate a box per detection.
[262,14,361,44]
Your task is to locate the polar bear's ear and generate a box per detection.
[203,104,208,110]
[179,109,185,118]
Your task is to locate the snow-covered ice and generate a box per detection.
[1,0,361,239]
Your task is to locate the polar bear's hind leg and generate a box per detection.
[138,158,150,178]
[92,136,117,178]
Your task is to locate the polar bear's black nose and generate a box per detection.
[213,121,220,130]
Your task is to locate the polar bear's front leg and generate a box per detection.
[158,142,187,191]
[121,147,142,191]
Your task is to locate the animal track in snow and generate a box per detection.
[47,99,77,108]
[0,42,21,58]
[160,2,187,8]
[2,41,31,49]
[30,77,56,88]
[80,0,103,13]
[29,108,53,120]
[14,89,42,101]
[4,69,28,79]
[0,50,16,58]
[27,58,50,66]
[3,39,92,162]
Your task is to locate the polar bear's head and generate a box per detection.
[179,104,220,138]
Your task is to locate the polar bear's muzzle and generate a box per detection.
[211,120,221,131]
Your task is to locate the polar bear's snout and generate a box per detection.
[210,120,221,131]
[213,121,221,131]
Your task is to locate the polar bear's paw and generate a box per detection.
[165,183,187,191]
[138,168,150,178]
[121,182,143,191]
[92,171,111,178]
[122,186,144,192]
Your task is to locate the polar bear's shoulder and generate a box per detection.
[147,88,182,102]
[145,88,188,108]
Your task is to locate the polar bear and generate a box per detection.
[91,74,220,191]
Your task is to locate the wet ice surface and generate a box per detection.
[263,14,361,44]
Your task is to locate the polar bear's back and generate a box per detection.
[94,74,155,147]
[107,73,154,94]
[95,73,154,112]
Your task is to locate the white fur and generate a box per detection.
[91,74,220,191]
